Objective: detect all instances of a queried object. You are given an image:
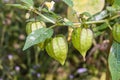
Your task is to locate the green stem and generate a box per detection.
[49,23,66,29]
[35,52,38,65]
[32,9,120,28]
[73,14,120,26]
[33,10,55,24]
[50,14,120,28]
[35,49,39,65]
[105,20,112,30]
[49,24,57,29]
[27,51,31,67]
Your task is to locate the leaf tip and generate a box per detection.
[22,47,26,51]
[22,45,27,51]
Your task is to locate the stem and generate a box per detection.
[49,23,67,29]
[105,20,112,30]
[1,26,6,46]
[49,24,57,29]
[27,51,31,67]
[33,10,55,24]
[35,47,40,65]
[32,9,120,28]
[73,14,120,26]
[48,13,120,29]
[35,52,39,65]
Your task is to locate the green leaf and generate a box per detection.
[21,0,34,7]
[108,41,120,80]
[88,10,108,21]
[106,6,116,13]
[23,28,53,50]
[93,23,108,38]
[94,31,104,38]
[6,4,28,10]
[93,23,108,32]
[62,0,73,7]
[112,0,120,10]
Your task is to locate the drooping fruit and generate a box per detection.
[45,35,68,65]
[26,21,46,34]
[112,23,120,43]
[72,27,93,60]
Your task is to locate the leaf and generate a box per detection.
[106,6,116,13]
[67,0,105,22]
[108,41,120,80]
[112,0,120,10]
[93,23,108,38]
[94,31,104,38]
[6,4,28,10]
[62,0,73,7]
[93,23,108,32]
[23,28,53,50]
[88,10,108,21]
[21,0,34,7]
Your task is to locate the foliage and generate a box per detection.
[108,41,120,80]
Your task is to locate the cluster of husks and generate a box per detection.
[26,21,94,64]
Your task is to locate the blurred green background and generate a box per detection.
[0,0,109,80]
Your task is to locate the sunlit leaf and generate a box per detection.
[67,0,105,22]
[23,28,53,50]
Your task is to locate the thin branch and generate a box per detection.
[33,10,56,24]
[32,9,120,28]
[73,14,120,26]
